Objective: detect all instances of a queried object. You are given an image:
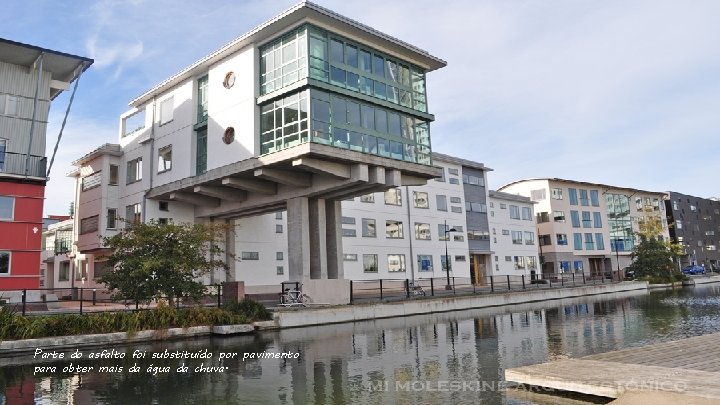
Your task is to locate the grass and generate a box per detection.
[0,299,271,341]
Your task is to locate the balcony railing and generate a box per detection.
[54,239,71,255]
[0,151,47,179]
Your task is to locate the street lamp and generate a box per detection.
[443,220,458,290]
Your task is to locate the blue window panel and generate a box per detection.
[560,261,571,273]
[579,189,589,206]
[595,233,605,250]
[573,233,583,250]
[582,211,592,228]
[593,212,602,228]
[590,190,600,207]
[571,211,580,228]
[569,188,578,205]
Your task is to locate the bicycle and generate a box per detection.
[409,282,426,297]
[279,285,310,307]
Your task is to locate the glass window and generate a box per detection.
[509,205,520,219]
[276,224,283,233]
[125,203,141,224]
[415,223,431,240]
[551,188,563,200]
[413,191,429,208]
[241,252,259,260]
[539,235,552,246]
[277,266,284,275]
[570,211,580,228]
[342,216,356,225]
[126,157,142,184]
[342,228,356,237]
[436,195,447,211]
[417,255,433,272]
[527,256,538,269]
[109,165,119,186]
[384,188,402,205]
[582,211,592,228]
[511,231,523,244]
[557,234,568,245]
[524,231,535,245]
[560,261,571,273]
[276,252,284,260]
[345,44,357,67]
[386,220,404,238]
[58,261,69,280]
[593,212,602,228]
[573,261,584,273]
[0,196,15,220]
[590,190,600,207]
[360,193,374,203]
[568,188,578,205]
[373,55,385,76]
[387,254,406,272]
[343,254,358,261]
[573,233,583,250]
[579,189,589,206]
[522,207,532,220]
[107,209,117,229]
[159,96,173,125]
[553,211,565,222]
[595,233,605,250]
[363,254,378,272]
[158,145,172,173]
[362,218,376,237]
[584,233,594,250]
[359,50,372,72]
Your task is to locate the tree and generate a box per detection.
[99,220,230,304]
[627,238,675,280]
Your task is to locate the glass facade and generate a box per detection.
[258,24,432,165]
[606,193,634,252]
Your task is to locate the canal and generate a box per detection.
[2,284,720,404]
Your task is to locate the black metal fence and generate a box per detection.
[349,272,618,304]
[0,285,224,316]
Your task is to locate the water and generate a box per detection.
[2,284,720,405]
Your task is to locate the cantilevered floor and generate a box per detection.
[505,332,720,401]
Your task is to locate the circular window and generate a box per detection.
[223,71,236,89]
[223,127,235,144]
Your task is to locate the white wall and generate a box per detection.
[488,193,539,277]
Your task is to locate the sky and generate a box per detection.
[2,0,719,216]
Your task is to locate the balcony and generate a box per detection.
[0,151,47,180]
[54,239,71,255]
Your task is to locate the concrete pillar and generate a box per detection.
[287,197,310,282]
[325,199,344,279]
[225,219,235,282]
[308,198,327,279]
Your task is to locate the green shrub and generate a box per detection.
[0,299,269,341]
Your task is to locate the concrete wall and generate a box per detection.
[271,281,649,328]
[488,193,539,277]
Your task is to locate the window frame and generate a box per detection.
[157,145,172,173]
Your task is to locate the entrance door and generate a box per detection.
[471,254,487,285]
[589,258,603,278]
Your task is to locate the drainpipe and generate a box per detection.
[405,186,415,284]
[25,53,43,178]
[141,97,157,222]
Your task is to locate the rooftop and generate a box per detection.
[499,178,666,197]
[130,1,446,107]
[0,38,93,99]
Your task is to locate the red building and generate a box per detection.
[0,39,92,290]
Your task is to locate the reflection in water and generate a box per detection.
[2,285,720,404]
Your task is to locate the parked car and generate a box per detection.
[624,268,636,280]
[682,265,705,275]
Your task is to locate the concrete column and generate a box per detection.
[224,219,235,282]
[287,197,310,282]
[325,199,344,279]
[308,198,327,279]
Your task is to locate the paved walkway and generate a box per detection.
[505,332,720,403]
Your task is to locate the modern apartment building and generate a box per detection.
[665,192,720,270]
[0,39,92,290]
[499,179,669,279]
[68,2,446,303]
[487,191,539,278]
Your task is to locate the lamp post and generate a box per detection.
[443,220,457,290]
